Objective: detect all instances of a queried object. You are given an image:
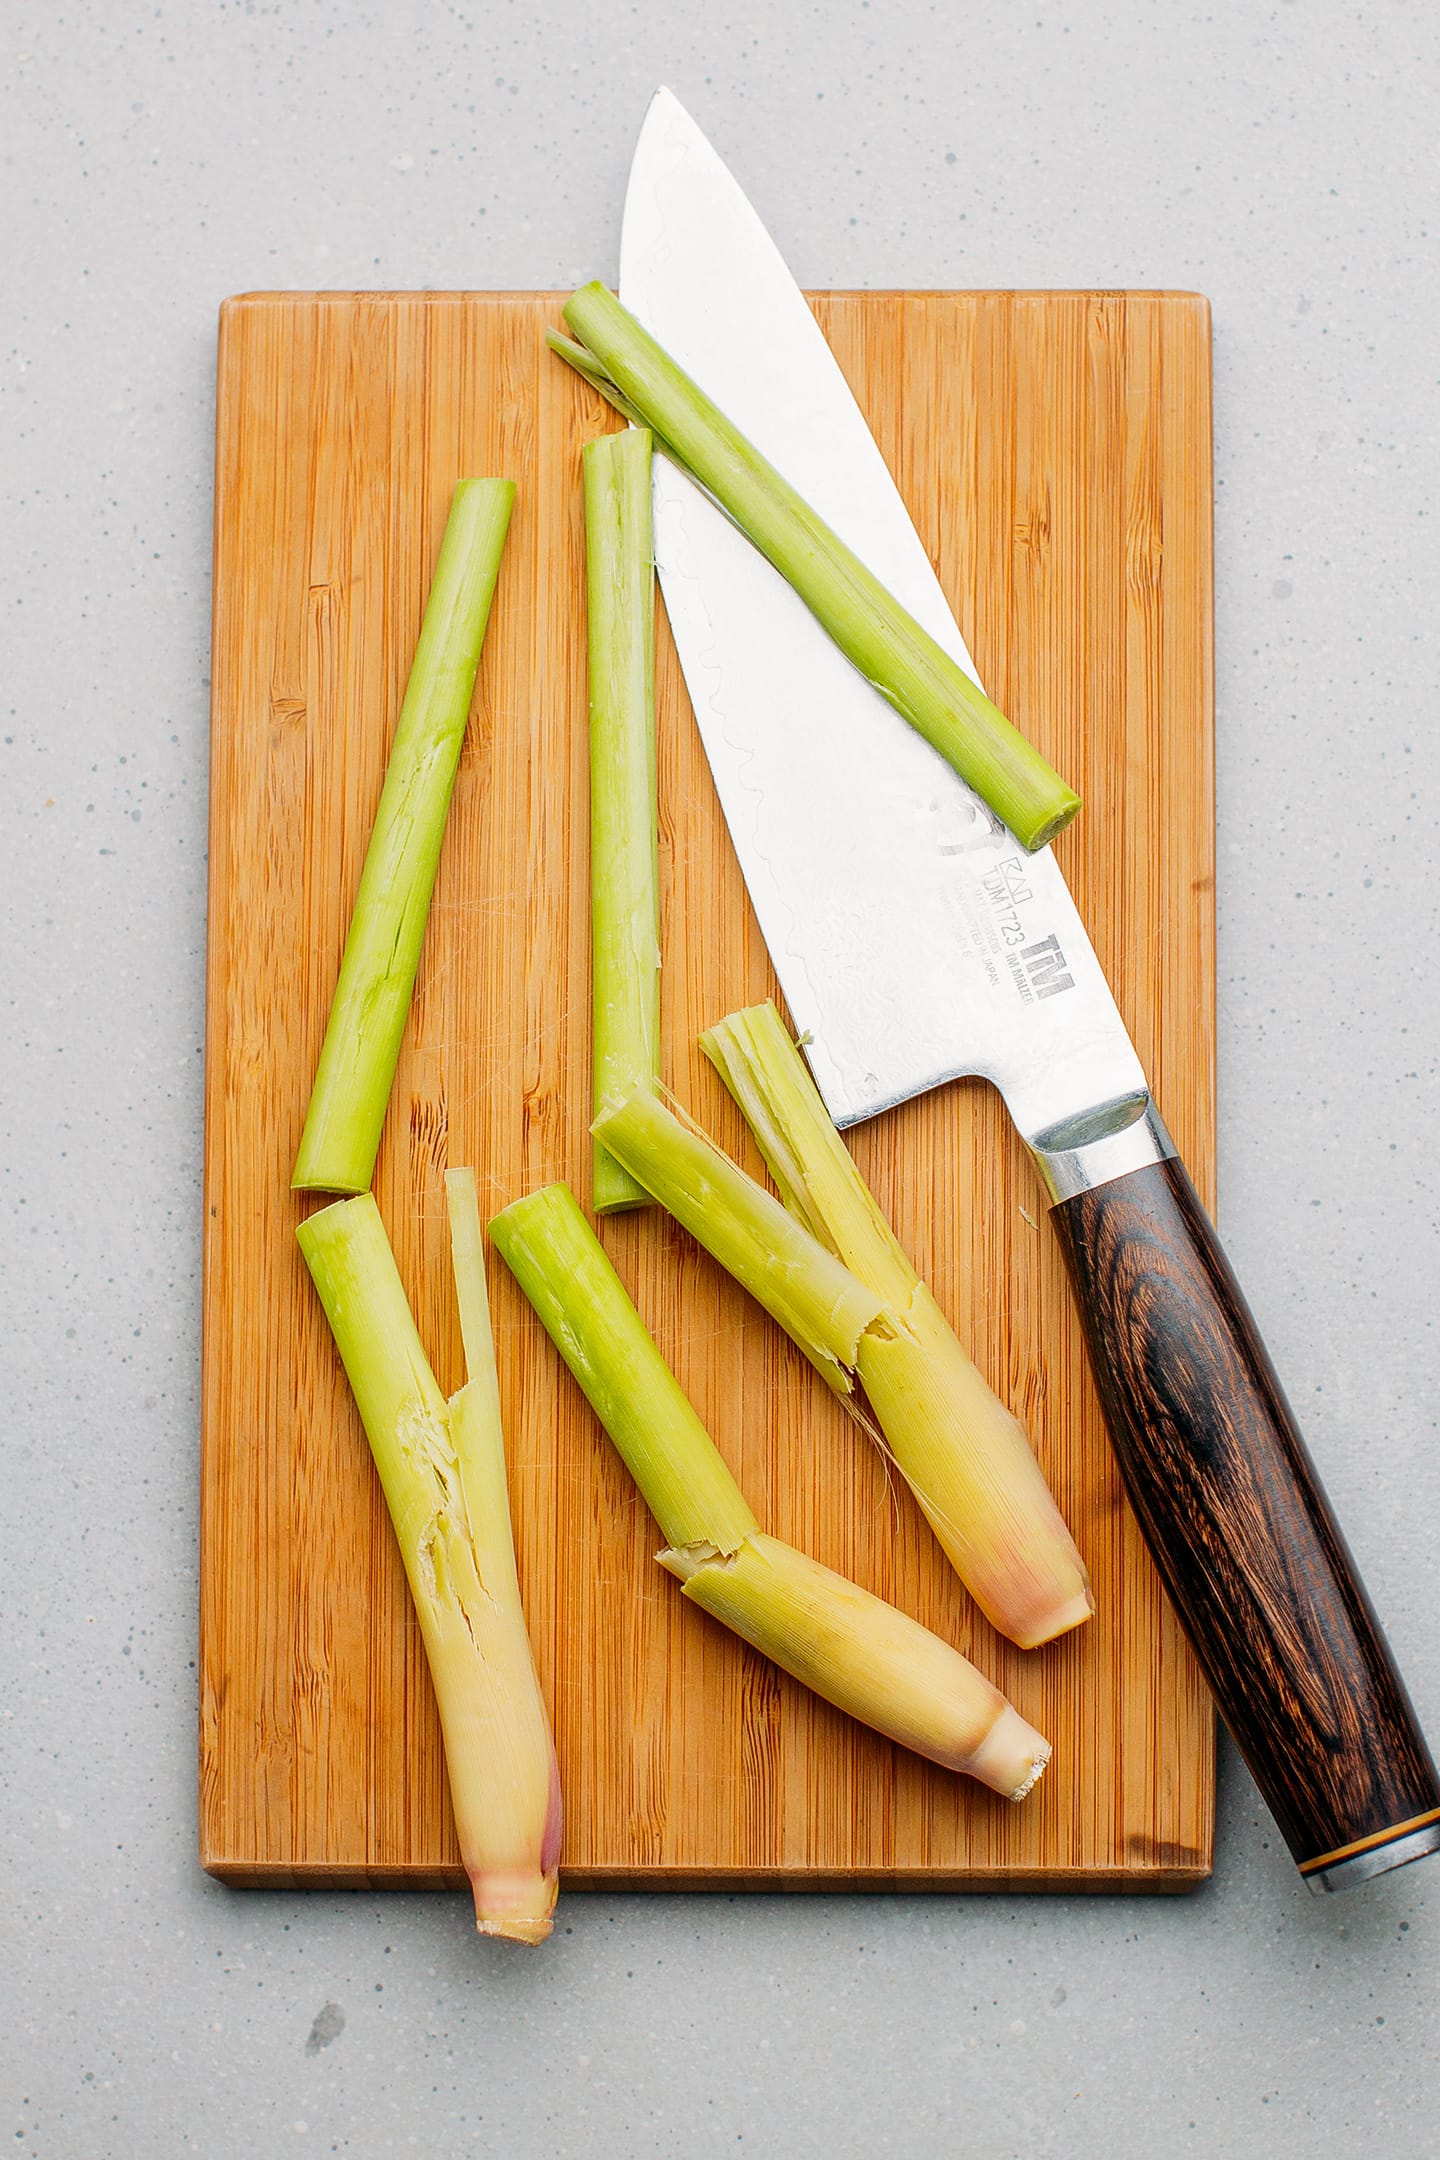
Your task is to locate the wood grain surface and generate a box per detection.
[201,290,1215,1890]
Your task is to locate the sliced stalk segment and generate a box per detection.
[590,1083,884,1394]
[553,282,1080,853]
[293,479,515,1194]
[446,1166,502,1411]
[547,331,704,484]
[583,429,661,1214]
[488,1182,759,1557]
[491,1182,1049,1799]
[608,1025,1093,1649]
[699,998,918,1303]
[660,1535,1049,1800]
[547,333,654,433]
[297,1184,560,1943]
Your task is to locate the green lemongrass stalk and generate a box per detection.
[488,1182,759,1556]
[549,334,653,433]
[490,1184,1049,1800]
[293,480,515,1194]
[590,1083,884,1394]
[297,1182,560,1943]
[599,1050,1092,1649]
[583,429,661,1214]
[698,999,916,1304]
[549,284,1080,853]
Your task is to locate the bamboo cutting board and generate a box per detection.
[201,290,1215,1890]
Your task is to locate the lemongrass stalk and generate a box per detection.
[550,284,1080,853]
[590,1083,884,1394]
[584,430,661,1214]
[702,1003,1093,1643]
[600,1048,1092,1648]
[488,1182,759,1556]
[853,1300,1092,1650]
[548,333,653,433]
[698,999,917,1304]
[491,1183,1049,1799]
[659,1536,1048,1799]
[297,1185,560,1943]
[442,1170,563,1936]
[293,480,515,1194]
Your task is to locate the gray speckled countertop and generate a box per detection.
[4,3,1438,2154]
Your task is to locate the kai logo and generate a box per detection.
[1020,934,1075,1000]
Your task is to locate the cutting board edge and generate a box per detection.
[216,286,1215,321]
[200,1858,1213,1896]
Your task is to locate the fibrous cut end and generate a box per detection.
[472,1864,560,1945]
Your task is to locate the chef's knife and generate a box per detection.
[619,87,1440,1891]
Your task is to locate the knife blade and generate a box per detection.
[619,86,1440,1891]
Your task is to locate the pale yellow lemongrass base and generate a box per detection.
[857,1292,1094,1649]
[441,1384,562,1944]
[659,1532,1051,1801]
[969,1706,1053,1803]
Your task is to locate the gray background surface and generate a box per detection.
[4,1,1437,2154]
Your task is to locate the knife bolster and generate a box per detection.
[1029,1094,1177,1204]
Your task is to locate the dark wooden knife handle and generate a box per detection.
[1051,1154,1440,1884]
